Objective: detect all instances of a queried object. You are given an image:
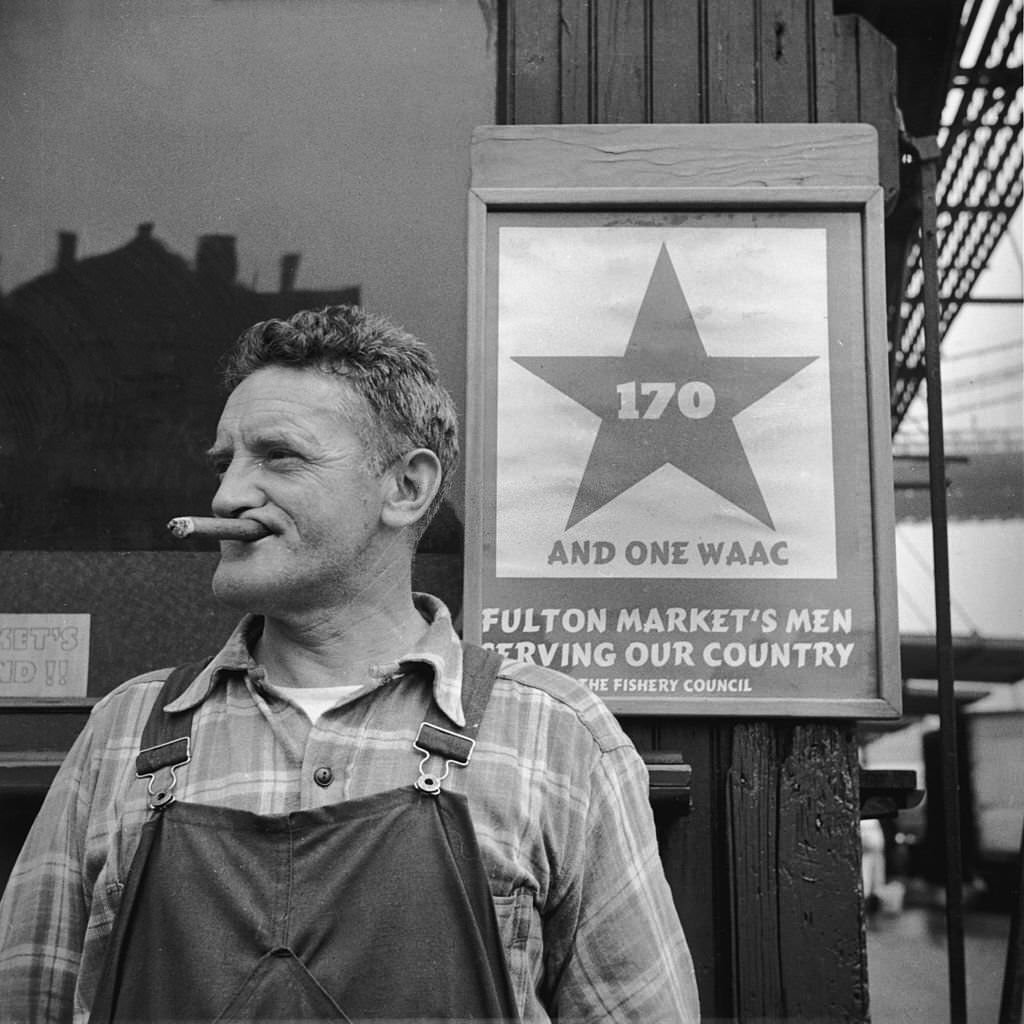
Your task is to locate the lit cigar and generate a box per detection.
[167,517,270,541]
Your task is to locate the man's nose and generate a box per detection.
[211,456,263,517]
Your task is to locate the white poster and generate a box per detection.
[495,226,836,579]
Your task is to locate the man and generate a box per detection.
[0,305,700,1022]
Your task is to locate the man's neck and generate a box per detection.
[254,584,430,691]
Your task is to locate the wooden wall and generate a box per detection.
[500,0,898,203]
[501,0,838,124]
[497,1,895,1019]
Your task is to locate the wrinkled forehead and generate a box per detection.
[217,364,377,440]
[242,363,372,410]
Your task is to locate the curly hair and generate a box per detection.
[223,305,459,531]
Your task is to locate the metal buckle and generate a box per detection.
[412,722,476,796]
[136,737,191,809]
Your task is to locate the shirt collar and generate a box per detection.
[163,593,467,727]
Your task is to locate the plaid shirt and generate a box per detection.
[0,595,699,1023]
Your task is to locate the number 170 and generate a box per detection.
[615,381,716,420]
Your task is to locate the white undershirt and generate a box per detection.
[270,683,363,722]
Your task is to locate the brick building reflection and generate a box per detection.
[0,224,359,549]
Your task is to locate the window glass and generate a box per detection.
[0,0,496,549]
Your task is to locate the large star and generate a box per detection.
[512,244,817,531]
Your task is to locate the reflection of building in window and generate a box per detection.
[0,224,359,550]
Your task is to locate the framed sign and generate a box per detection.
[0,614,91,700]
[463,125,900,717]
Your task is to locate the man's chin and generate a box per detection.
[211,564,266,611]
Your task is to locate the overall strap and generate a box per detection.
[413,643,504,795]
[135,657,211,810]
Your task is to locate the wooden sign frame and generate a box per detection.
[463,125,901,718]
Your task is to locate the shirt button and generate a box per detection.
[313,766,334,788]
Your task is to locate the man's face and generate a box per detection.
[207,365,391,618]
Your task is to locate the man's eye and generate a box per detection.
[208,455,231,477]
[261,449,299,466]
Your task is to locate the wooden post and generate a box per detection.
[495,3,899,1018]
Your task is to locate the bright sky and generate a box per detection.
[894,210,1022,649]
[894,208,1023,449]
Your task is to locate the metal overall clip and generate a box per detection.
[412,722,476,795]
[135,736,191,809]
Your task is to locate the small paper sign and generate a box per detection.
[0,614,91,698]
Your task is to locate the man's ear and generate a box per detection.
[380,449,443,531]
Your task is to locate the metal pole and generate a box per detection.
[911,133,968,1024]
[998,817,1024,1024]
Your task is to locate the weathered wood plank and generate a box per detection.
[760,0,813,122]
[652,718,734,1012]
[728,723,785,1015]
[729,722,867,1020]
[834,14,900,210]
[650,0,704,123]
[777,723,867,1021]
[833,13,860,125]
[593,0,648,122]
[559,0,592,123]
[501,0,562,124]
[471,123,879,190]
[706,1,758,122]
[813,0,838,121]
